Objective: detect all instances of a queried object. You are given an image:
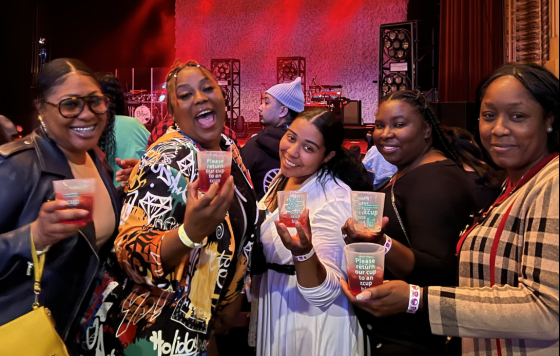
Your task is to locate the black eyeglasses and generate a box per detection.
[44,95,110,118]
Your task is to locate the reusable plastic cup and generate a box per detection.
[277,191,307,228]
[351,191,385,233]
[344,243,385,296]
[53,178,95,224]
[197,151,233,193]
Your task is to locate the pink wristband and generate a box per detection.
[384,236,393,254]
[407,284,421,314]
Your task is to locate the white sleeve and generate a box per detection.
[297,200,350,307]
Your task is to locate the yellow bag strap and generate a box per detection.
[30,230,46,310]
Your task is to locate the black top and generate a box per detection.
[240,125,288,200]
[465,171,503,213]
[356,160,475,355]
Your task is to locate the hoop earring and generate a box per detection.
[38,115,48,133]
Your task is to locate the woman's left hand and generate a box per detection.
[115,158,139,183]
[275,209,313,256]
[340,279,413,317]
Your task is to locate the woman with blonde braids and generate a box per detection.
[77,60,259,356]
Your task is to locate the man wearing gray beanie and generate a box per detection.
[241,77,305,199]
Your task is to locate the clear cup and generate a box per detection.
[197,151,233,193]
[53,178,95,224]
[351,191,385,233]
[344,243,385,296]
[277,191,307,228]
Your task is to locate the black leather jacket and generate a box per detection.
[0,128,121,341]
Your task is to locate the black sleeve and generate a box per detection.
[0,157,33,276]
[240,138,257,172]
[403,172,473,287]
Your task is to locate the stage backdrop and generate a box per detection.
[175,0,408,123]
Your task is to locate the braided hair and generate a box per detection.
[380,90,463,166]
[165,59,217,118]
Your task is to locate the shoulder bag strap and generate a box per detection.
[30,231,46,310]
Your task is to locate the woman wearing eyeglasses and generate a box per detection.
[0,59,121,346]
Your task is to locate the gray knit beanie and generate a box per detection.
[266,77,305,112]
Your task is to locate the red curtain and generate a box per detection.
[439,0,504,102]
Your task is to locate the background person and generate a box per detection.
[96,73,150,187]
[241,77,305,199]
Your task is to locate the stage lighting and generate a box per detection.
[398,84,407,91]
[389,31,397,40]
[388,49,396,58]
[393,40,401,49]
[385,40,392,48]
[391,84,398,92]
[402,41,410,50]
[398,32,406,41]
[382,84,389,93]
[395,76,403,84]
[396,50,405,58]
[385,76,393,84]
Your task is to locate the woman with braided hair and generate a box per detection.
[341,89,475,355]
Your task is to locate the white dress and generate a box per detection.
[254,175,364,356]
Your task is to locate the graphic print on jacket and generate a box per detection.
[77,128,257,356]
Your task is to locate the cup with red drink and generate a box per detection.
[277,191,307,228]
[197,150,233,193]
[53,178,95,224]
[344,243,385,296]
[351,191,385,233]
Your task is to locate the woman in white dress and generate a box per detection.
[251,108,373,356]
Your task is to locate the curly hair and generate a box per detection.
[476,63,559,153]
[380,89,463,166]
[94,73,124,164]
[297,108,373,191]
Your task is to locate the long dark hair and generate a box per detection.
[37,58,116,161]
[476,63,559,153]
[380,90,463,166]
[442,126,503,187]
[297,108,372,191]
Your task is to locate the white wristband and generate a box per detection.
[178,224,207,249]
[384,236,393,254]
[292,248,315,262]
[407,284,421,314]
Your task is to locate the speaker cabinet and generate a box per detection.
[341,100,362,125]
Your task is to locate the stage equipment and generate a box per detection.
[379,20,436,100]
[117,67,169,132]
[504,0,553,65]
[277,57,306,91]
[211,58,241,129]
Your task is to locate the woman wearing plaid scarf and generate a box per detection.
[343,63,559,356]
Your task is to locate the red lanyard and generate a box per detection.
[456,153,559,256]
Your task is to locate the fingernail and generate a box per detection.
[80,211,90,216]
[356,294,365,301]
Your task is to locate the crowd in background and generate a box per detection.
[0,58,558,356]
